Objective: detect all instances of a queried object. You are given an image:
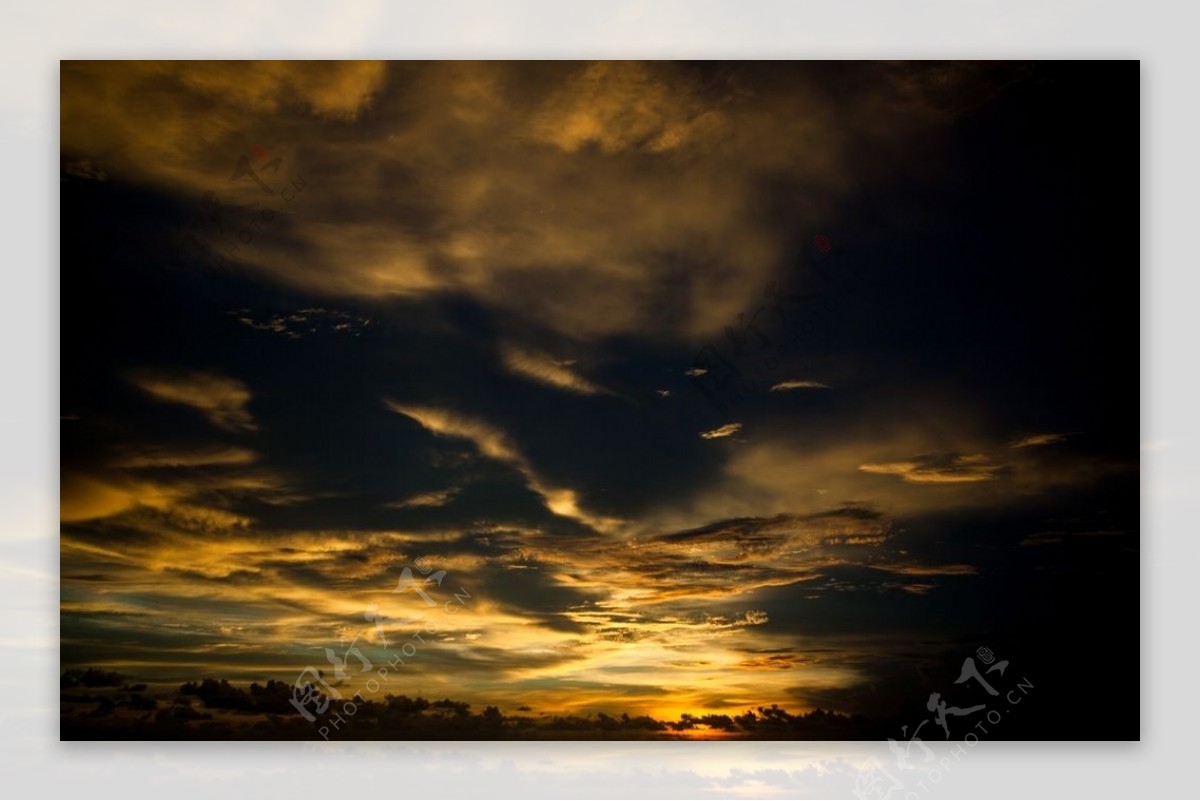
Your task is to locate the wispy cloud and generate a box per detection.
[384,400,621,532]
[112,445,259,469]
[858,453,999,484]
[1007,432,1068,448]
[386,487,461,509]
[1019,529,1124,547]
[769,380,829,392]
[129,370,256,432]
[700,423,743,440]
[230,307,371,340]
[59,461,289,525]
[868,562,978,576]
[500,345,608,395]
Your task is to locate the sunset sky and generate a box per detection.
[59,61,1139,736]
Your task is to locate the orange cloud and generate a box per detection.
[701,423,743,440]
[129,369,256,432]
[858,454,1000,484]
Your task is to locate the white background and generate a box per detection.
[0,0,1190,797]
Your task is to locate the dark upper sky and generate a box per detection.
[59,61,1139,736]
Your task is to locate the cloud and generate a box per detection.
[529,62,726,155]
[867,562,978,576]
[60,470,260,532]
[58,472,977,724]
[528,509,899,621]
[384,401,621,532]
[61,160,108,181]
[129,370,257,432]
[737,609,769,626]
[60,61,993,345]
[61,61,386,174]
[112,445,259,469]
[500,345,608,395]
[60,461,291,528]
[60,474,167,523]
[1019,529,1124,547]
[701,423,743,440]
[858,453,1000,484]
[1007,432,1068,448]
[386,488,461,510]
[644,413,1132,535]
[230,308,371,340]
[385,402,523,466]
[770,380,829,392]
[701,610,770,629]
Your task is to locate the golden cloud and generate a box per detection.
[701,422,743,440]
[384,400,622,532]
[386,487,461,510]
[858,453,1000,484]
[500,345,608,395]
[59,61,979,344]
[112,445,259,469]
[1007,432,1068,448]
[129,369,256,432]
[770,380,830,391]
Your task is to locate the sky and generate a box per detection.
[59,61,1139,738]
